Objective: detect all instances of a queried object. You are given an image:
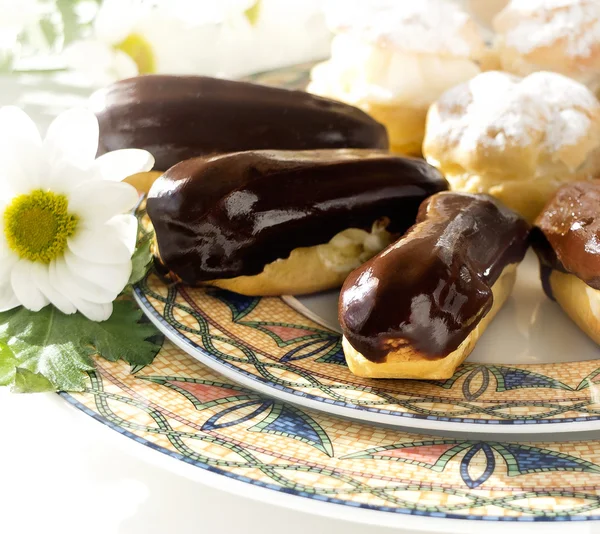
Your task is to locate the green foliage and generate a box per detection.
[0,301,160,393]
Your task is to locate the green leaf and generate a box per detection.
[244,0,262,26]
[0,301,161,393]
[56,0,80,46]
[77,301,160,366]
[12,368,55,393]
[0,341,17,386]
[39,17,60,50]
[129,236,153,285]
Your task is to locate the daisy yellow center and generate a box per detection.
[3,189,79,264]
[114,33,156,74]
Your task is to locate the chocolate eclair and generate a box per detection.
[91,75,389,171]
[339,192,530,379]
[532,182,600,346]
[146,149,447,296]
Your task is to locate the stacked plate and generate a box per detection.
[63,65,600,531]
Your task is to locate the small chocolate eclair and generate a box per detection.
[146,149,447,296]
[91,75,389,171]
[340,192,530,379]
[532,181,600,346]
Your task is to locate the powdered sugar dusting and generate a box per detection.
[325,0,480,57]
[499,0,600,57]
[436,71,598,154]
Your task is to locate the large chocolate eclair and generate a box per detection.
[532,181,600,346]
[91,75,389,170]
[340,192,530,379]
[146,149,447,296]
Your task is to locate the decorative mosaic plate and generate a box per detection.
[133,261,600,435]
[63,339,600,524]
[132,64,600,434]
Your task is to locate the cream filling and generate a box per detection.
[309,33,481,108]
[317,218,393,273]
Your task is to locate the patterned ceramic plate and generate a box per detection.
[63,339,600,526]
[134,255,600,435]
[132,64,600,434]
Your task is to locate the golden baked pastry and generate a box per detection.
[466,0,509,32]
[308,0,487,156]
[339,192,530,380]
[124,170,163,194]
[532,181,600,346]
[493,0,600,97]
[423,70,600,223]
[146,149,447,297]
[342,265,517,379]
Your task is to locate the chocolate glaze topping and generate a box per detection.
[91,75,389,170]
[532,182,600,298]
[340,193,530,362]
[146,149,447,285]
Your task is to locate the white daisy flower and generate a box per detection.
[62,0,254,85]
[0,106,154,322]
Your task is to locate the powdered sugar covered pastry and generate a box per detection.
[324,0,486,58]
[308,0,487,156]
[494,0,600,95]
[423,70,600,222]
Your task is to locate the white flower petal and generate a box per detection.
[45,160,93,195]
[0,253,17,283]
[63,250,131,295]
[0,226,14,260]
[69,180,139,224]
[67,224,132,265]
[0,106,44,193]
[52,257,118,304]
[106,214,138,255]
[0,149,40,194]
[49,258,76,302]
[63,40,115,71]
[111,50,140,81]
[69,180,139,229]
[63,40,124,86]
[91,149,155,182]
[0,106,41,148]
[0,283,19,312]
[94,0,142,44]
[30,262,76,315]
[44,108,99,171]
[10,260,49,312]
[71,297,113,322]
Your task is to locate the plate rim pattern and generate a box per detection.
[133,278,600,434]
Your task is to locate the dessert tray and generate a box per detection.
[64,336,600,525]
[56,64,600,526]
[133,251,600,434]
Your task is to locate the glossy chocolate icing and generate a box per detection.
[339,193,530,362]
[146,149,447,285]
[91,75,389,170]
[533,182,600,298]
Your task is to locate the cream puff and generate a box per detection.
[146,149,447,297]
[423,70,600,223]
[466,0,509,33]
[308,0,487,156]
[493,0,600,96]
[339,192,530,380]
[533,181,600,345]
